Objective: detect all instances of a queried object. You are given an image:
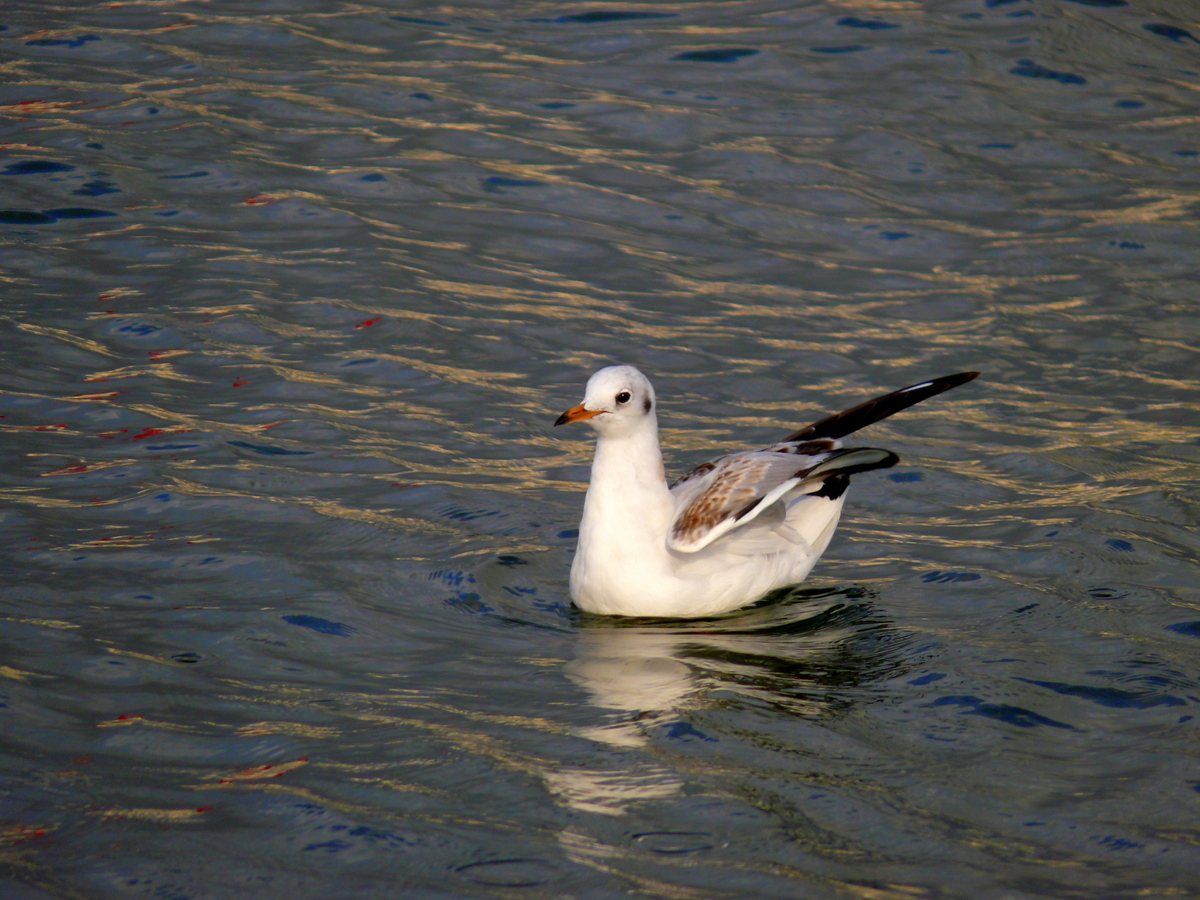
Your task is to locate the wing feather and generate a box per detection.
[662,372,978,557]
[667,446,898,553]
[784,372,980,442]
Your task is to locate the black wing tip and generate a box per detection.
[827,448,900,477]
[785,370,981,442]
[808,449,899,499]
[898,371,981,394]
[938,370,981,388]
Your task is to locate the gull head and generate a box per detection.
[554,365,656,436]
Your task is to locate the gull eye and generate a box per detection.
[615,391,631,404]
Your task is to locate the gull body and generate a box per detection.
[555,365,978,618]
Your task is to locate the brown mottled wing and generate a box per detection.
[670,439,839,489]
[669,453,779,551]
[668,445,898,554]
[666,373,977,554]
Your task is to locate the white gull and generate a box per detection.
[555,366,978,618]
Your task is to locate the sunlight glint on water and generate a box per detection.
[1,1,1199,898]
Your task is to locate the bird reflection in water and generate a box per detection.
[546,585,902,815]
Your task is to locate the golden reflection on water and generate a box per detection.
[2,4,1199,896]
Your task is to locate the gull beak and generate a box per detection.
[554,403,603,427]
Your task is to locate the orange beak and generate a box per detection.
[554,403,604,427]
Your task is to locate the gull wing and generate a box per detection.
[784,371,980,442]
[667,442,898,554]
[666,371,978,555]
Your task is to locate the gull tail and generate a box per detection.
[783,372,980,443]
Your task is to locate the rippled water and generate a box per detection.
[2,1,1199,897]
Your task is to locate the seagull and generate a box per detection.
[554,366,979,618]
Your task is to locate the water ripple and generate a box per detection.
[2,1,1199,897]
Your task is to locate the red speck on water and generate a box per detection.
[355,317,382,329]
[232,380,248,387]
[131,427,192,442]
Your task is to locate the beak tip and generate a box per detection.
[554,403,600,427]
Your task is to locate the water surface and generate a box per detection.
[2,1,1199,898]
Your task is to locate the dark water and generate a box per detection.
[2,1,1199,897]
